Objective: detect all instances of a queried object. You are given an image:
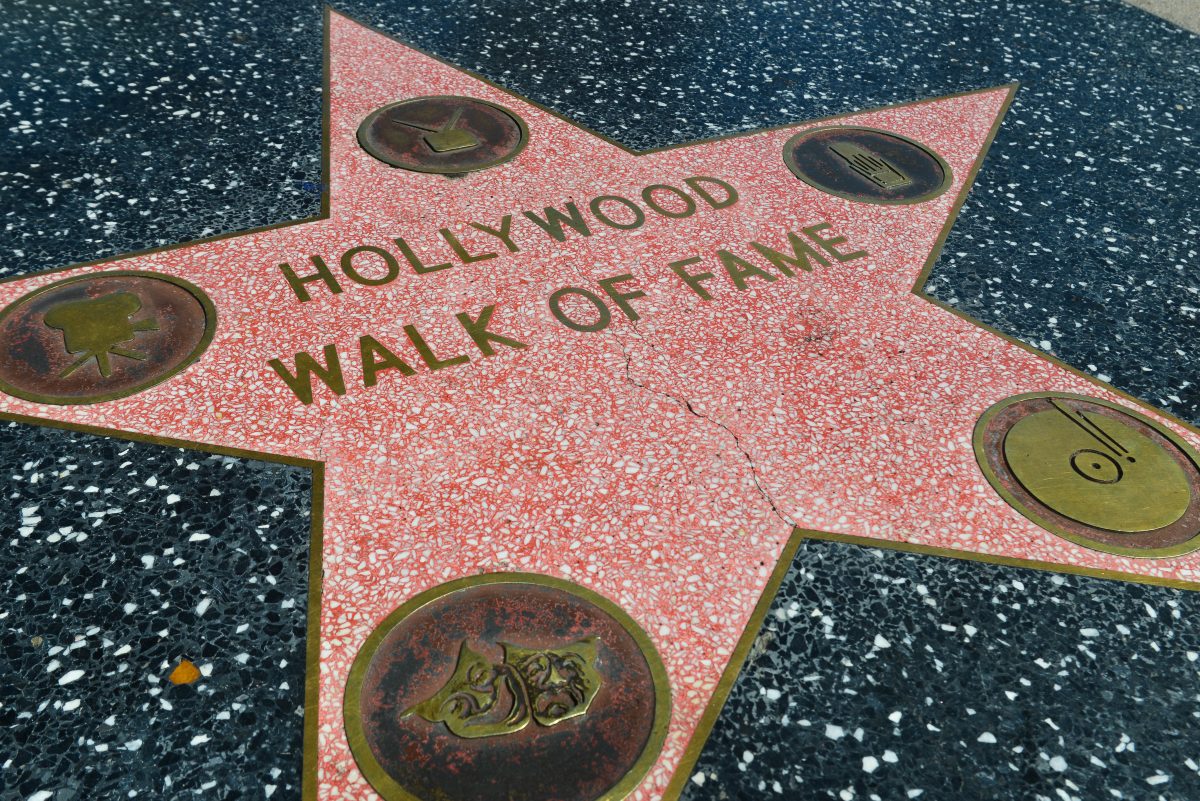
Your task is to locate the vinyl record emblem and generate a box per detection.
[783,125,952,204]
[0,271,216,405]
[974,392,1200,557]
[357,95,528,174]
[344,573,670,801]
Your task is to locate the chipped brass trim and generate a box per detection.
[343,572,671,801]
[782,125,953,205]
[0,270,218,405]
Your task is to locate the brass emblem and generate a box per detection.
[344,573,670,801]
[0,271,216,405]
[397,107,480,153]
[43,292,160,378]
[357,95,528,174]
[974,392,1200,557]
[828,142,913,189]
[783,125,951,205]
[403,637,601,738]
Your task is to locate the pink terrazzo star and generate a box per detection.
[3,9,1198,800]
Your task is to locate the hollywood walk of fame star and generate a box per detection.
[2,8,1199,800]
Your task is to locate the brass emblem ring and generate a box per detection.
[357,95,529,174]
[344,573,670,801]
[974,392,1200,557]
[0,270,217,405]
[783,125,952,205]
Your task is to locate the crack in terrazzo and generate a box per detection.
[544,251,789,520]
[607,325,792,531]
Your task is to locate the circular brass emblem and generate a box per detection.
[344,573,670,801]
[782,125,952,205]
[0,270,216,405]
[974,392,1200,557]
[357,95,529,174]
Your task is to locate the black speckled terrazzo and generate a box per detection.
[0,422,313,800]
[1,0,1198,421]
[681,538,1200,801]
